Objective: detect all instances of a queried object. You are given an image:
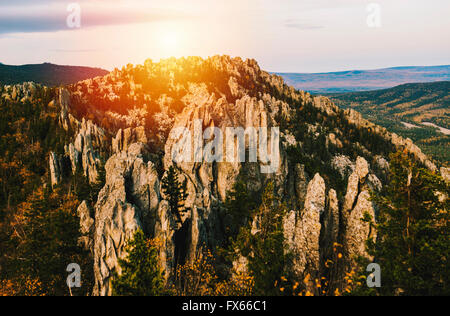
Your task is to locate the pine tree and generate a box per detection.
[224,180,260,239]
[17,187,93,296]
[90,159,106,204]
[368,151,450,296]
[232,182,290,296]
[161,166,188,224]
[112,230,165,296]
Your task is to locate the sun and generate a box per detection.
[150,22,187,57]
[159,30,180,55]
[162,32,178,48]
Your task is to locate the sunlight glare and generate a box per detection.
[158,28,181,57]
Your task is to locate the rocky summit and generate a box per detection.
[1,56,446,296]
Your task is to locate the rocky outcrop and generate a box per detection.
[92,143,161,296]
[77,201,95,251]
[321,189,340,260]
[294,164,309,208]
[46,56,440,295]
[1,82,39,102]
[112,126,148,153]
[332,155,355,179]
[441,167,450,185]
[46,88,107,187]
[49,152,63,187]
[70,118,105,183]
[284,173,324,293]
[342,157,377,268]
[344,190,376,264]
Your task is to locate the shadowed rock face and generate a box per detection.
[92,143,160,295]
[40,56,441,295]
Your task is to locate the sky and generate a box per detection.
[0,0,449,73]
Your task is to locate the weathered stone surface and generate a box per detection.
[375,156,389,174]
[284,173,324,293]
[1,82,39,102]
[77,201,94,251]
[112,126,148,153]
[343,156,370,214]
[355,156,369,180]
[69,119,105,183]
[441,167,450,185]
[294,164,308,208]
[367,173,382,192]
[340,156,378,269]
[321,189,340,260]
[343,172,359,213]
[343,190,377,266]
[46,57,441,296]
[49,152,62,187]
[92,143,161,296]
[332,155,354,179]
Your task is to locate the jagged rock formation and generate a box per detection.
[112,127,147,153]
[342,157,377,268]
[442,167,450,185]
[77,201,94,251]
[49,152,63,187]
[284,173,324,293]
[321,189,339,261]
[0,82,40,102]
[91,143,160,295]
[49,89,107,186]
[40,56,443,295]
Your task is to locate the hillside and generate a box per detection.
[329,81,450,163]
[0,62,109,86]
[277,65,450,94]
[0,56,447,296]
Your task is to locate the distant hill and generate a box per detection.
[329,81,450,163]
[277,65,450,94]
[0,62,109,86]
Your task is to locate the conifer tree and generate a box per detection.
[17,187,93,296]
[161,166,188,224]
[232,182,290,296]
[367,151,450,296]
[112,230,165,296]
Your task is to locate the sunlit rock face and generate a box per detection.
[342,157,377,270]
[43,56,439,295]
[92,143,160,296]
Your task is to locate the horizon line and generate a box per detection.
[1,59,450,75]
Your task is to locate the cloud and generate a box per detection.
[284,19,324,30]
[0,2,189,34]
[50,49,101,53]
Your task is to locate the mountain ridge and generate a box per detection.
[0,56,446,296]
[0,62,109,87]
[328,81,449,163]
[277,65,450,93]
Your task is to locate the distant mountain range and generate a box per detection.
[0,62,109,86]
[277,65,450,94]
[329,81,450,163]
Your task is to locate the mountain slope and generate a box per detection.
[277,65,450,93]
[0,62,109,86]
[0,56,445,296]
[328,81,450,163]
